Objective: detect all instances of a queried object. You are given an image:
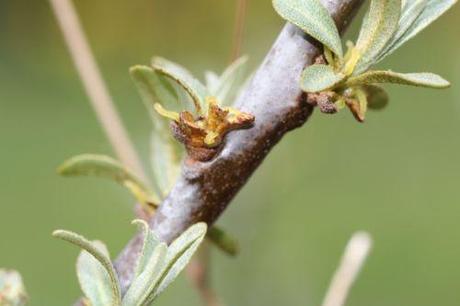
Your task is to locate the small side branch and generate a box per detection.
[49,0,148,183]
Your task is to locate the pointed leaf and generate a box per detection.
[272,0,343,57]
[151,57,209,114]
[147,223,207,302]
[300,64,346,93]
[121,243,167,306]
[347,70,450,88]
[52,230,121,305]
[376,0,427,62]
[77,241,114,306]
[58,154,160,206]
[384,0,457,56]
[207,226,239,256]
[353,0,401,74]
[131,220,161,277]
[361,85,389,110]
[210,56,249,106]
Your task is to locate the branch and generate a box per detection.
[112,0,365,295]
[49,0,148,183]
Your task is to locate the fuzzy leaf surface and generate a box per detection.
[300,64,346,93]
[347,70,450,88]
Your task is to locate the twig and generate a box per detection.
[187,243,224,306]
[322,232,373,306]
[48,0,148,183]
[229,0,248,62]
[71,0,365,302]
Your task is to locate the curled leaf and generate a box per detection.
[58,154,159,208]
[300,64,346,93]
[52,230,121,306]
[131,220,160,277]
[346,70,450,88]
[272,0,343,57]
[77,241,114,306]
[353,0,401,74]
[151,57,209,114]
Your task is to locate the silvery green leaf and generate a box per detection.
[130,65,183,197]
[131,220,161,277]
[147,223,207,302]
[207,226,239,256]
[204,71,220,93]
[300,64,346,93]
[383,0,457,57]
[52,230,121,305]
[151,57,209,115]
[376,0,427,62]
[353,0,401,74]
[150,131,182,198]
[272,0,343,57]
[361,85,389,110]
[58,154,160,206]
[121,243,167,306]
[210,56,249,107]
[0,269,27,306]
[77,241,114,306]
[346,70,450,88]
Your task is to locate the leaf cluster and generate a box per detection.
[273,0,456,121]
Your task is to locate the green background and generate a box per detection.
[1,1,460,305]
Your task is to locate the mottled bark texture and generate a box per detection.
[75,0,364,304]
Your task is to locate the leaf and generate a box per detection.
[52,230,121,306]
[58,154,160,206]
[346,70,450,88]
[151,57,209,114]
[353,0,401,74]
[0,269,28,306]
[361,85,389,110]
[272,0,343,57]
[147,223,207,303]
[131,220,161,277]
[300,64,346,93]
[77,241,114,306]
[376,0,427,62]
[130,65,183,197]
[210,56,249,107]
[121,243,167,306]
[207,226,239,256]
[383,0,457,57]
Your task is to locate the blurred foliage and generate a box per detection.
[1,1,460,305]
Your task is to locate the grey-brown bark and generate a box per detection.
[75,0,364,304]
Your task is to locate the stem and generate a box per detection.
[48,0,148,183]
[229,0,248,62]
[322,232,373,306]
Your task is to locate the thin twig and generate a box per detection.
[229,0,248,62]
[49,0,148,183]
[321,232,373,306]
[187,243,224,306]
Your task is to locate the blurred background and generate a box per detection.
[1,1,460,305]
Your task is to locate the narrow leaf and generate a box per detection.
[147,223,207,302]
[151,57,209,114]
[376,0,427,62]
[272,0,343,57]
[384,0,457,57]
[132,220,160,277]
[300,64,346,93]
[207,226,239,256]
[361,85,389,110]
[210,56,249,106]
[77,241,114,306]
[353,0,401,74]
[58,154,160,206]
[52,230,121,305]
[347,70,450,88]
[121,243,167,306]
